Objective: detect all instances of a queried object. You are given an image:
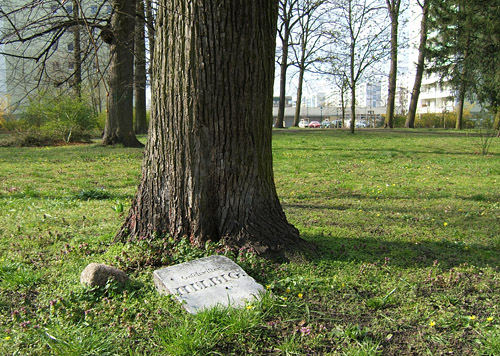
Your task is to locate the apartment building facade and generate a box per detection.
[0,0,111,114]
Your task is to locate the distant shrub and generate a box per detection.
[0,130,60,147]
[16,91,98,144]
[414,112,474,129]
[393,115,407,127]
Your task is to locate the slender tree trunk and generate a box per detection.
[134,0,148,134]
[276,28,290,128]
[349,40,356,133]
[494,107,500,131]
[384,0,401,129]
[117,0,308,260]
[456,81,466,130]
[407,0,429,128]
[293,64,305,127]
[145,0,154,76]
[103,0,144,147]
[72,0,82,98]
[350,84,356,133]
[341,90,346,128]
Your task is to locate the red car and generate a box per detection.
[309,121,321,128]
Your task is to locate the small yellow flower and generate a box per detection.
[376,213,380,217]
[429,321,436,327]
[246,305,254,310]
[4,336,11,340]
[286,288,291,294]
[487,317,493,322]
[266,285,271,290]
[469,315,476,321]
[298,293,303,299]
[443,222,448,226]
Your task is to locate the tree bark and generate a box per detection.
[384,0,401,129]
[103,0,144,147]
[406,0,429,128]
[134,0,148,134]
[117,0,308,260]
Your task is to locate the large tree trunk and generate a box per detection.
[406,0,429,128]
[134,0,148,134]
[117,0,308,260]
[384,0,400,129]
[103,0,144,147]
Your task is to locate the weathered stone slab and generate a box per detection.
[153,255,264,314]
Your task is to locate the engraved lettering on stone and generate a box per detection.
[174,271,243,296]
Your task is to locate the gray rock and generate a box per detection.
[154,255,265,314]
[80,263,128,287]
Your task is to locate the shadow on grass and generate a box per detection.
[305,233,500,270]
[0,191,134,201]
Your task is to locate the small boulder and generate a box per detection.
[80,263,128,287]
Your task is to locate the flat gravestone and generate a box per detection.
[153,255,264,314]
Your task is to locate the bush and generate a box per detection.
[393,115,407,128]
[0,130,65,147]
[19,91,98,143]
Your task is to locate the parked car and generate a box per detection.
[309,121,321,128]
[321,119,331,128]
[355,122,367,128]
[298,119,309,128]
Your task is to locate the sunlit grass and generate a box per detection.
[0,129,499,355]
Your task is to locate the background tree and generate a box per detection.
[406,0,430,128]
[72,0,82,98]
[426,0,476,130]
[145,0,155,76]
[275,0,300,128]
[468,0,500,133]
[117,0,308,259]
[334,73,350,127]
[383,0,402,128]
[102,0,143,147]
[291,0,327,127]
[325,0,389,133]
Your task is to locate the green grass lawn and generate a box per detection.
[1,129,499,355]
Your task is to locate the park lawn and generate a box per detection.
[0,129,499,355]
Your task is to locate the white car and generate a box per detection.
[298,119,309,128]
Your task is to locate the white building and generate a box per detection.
[0,0,110,114]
